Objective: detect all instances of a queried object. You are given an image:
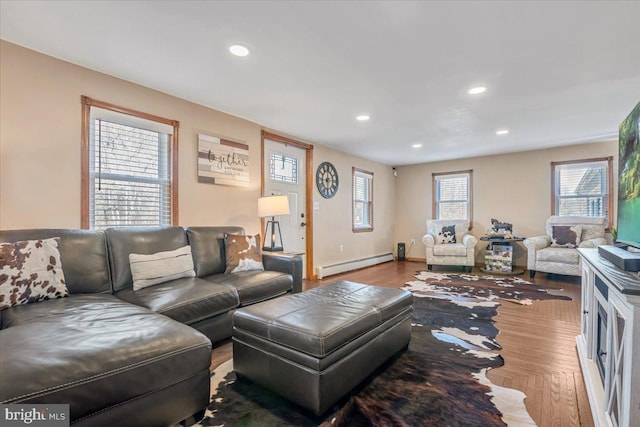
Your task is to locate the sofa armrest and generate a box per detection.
[262,252,303,293]
[523,235,551,251]
[579,237,607,248]
[462,233,478,248]
[422,234,435,248]
[523,235,551,271]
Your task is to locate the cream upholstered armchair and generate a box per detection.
[423,219,477,272]
[523,216,608,278]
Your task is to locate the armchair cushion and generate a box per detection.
[433,244,467,256]
[536,247,580,265]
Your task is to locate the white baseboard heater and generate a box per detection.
[316,252,394,279]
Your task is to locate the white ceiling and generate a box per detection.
[1,1,639,166]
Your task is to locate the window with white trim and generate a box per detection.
[432,170,473,221]
[82,97,178,229]
[551,157,612,222]
[353,168,373,232]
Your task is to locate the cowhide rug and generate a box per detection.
[196,272,571,427]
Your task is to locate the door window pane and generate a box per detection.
[270,153,298,184]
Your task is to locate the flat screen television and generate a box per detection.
[617,100,640,250]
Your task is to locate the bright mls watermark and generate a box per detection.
[0,405,69,426]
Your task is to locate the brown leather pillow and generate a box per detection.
[224,233,264,274]
[550,225,582,248]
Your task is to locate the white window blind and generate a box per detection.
[353,169,373,230]
[89,107,173,229]
[434,172,470,220]
[554,160,609,219]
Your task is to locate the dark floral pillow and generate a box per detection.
[0,237,69,310]
[436,225,457,244]
[224,234,264,274]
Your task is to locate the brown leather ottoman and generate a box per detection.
[232,280,413,415]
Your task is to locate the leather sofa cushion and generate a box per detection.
[105,226,189,292]
[536,247,580,265]
[186,226,244,277]
[0,294,211,421]
[203,270,292,306]
[233,281,413,358]
[0,229,110,294]
[116,276,240,324]
[433,243,468,256]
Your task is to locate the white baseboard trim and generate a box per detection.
[316,253,394,279]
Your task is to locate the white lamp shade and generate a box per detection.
[258,195,290,217]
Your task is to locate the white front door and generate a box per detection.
[263,139,307,273]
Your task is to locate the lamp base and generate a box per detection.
[263,218,285,253]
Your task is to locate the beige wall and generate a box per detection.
[0,41,396,277]
[0,40,263,233]
[394,140,617,267]
[311,144,395,272]
[1,40,616,273]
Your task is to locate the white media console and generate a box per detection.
[577,248,640,427]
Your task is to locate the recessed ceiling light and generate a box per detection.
[412,143,422,148]
[356,114,370,121]
[467,86,487,95]
[496,129,509,135]
[229,45,250,57]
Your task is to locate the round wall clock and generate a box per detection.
[316,162,339,199]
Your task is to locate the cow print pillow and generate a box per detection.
[0,237,69,310]
[436,225,457,244]
[224,234,264,274]
[551,225,582,248]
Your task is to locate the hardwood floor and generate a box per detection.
[211,261,594,426]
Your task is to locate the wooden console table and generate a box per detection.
[577,248,640,427]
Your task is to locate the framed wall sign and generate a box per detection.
[197,133,249,187]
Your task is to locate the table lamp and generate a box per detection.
[258,195,290,251]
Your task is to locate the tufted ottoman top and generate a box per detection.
[232,280,413,358]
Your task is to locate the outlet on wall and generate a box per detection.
[339,244,344,252]
[410,238,416,245]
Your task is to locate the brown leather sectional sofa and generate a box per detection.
[0,226,302,426]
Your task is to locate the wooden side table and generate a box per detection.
[479,236,525,275]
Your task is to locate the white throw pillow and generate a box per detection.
[129,245,196,291]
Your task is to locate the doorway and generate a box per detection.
[261,131,314,279]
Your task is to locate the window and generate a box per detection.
[270,153,298,184]
[432,170,473,222]
[81,96,179,229]
[353,168,373,232]
[551,157,612,223]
